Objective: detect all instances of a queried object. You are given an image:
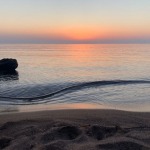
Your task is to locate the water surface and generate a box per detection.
[0,44,150,112]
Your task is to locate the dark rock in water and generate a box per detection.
[0,58,18,72]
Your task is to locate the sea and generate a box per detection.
[0,44,150,113]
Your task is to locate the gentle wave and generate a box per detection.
[0,80,150,105]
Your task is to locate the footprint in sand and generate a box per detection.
[40,125,81,144]
[86,125,118,140]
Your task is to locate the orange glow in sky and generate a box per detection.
[61,27,100,40]
[0,0,150,43]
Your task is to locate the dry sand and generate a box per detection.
[0,109,150,150]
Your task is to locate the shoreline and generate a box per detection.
[1,108,150,124]
[0,109,150,149]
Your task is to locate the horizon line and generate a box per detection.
[0,43,150,44]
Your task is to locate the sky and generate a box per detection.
[0,0,150,44]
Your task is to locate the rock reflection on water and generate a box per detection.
[0,70,19,81]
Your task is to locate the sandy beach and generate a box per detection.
[0,109,150,150]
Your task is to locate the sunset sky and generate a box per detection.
[0,0,150,44]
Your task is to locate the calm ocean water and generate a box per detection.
[0,44,150,112]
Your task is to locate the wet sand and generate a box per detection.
[0,109,150,150]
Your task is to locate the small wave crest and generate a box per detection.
[0,80,150,105]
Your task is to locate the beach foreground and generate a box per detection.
[0,109,150,150]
